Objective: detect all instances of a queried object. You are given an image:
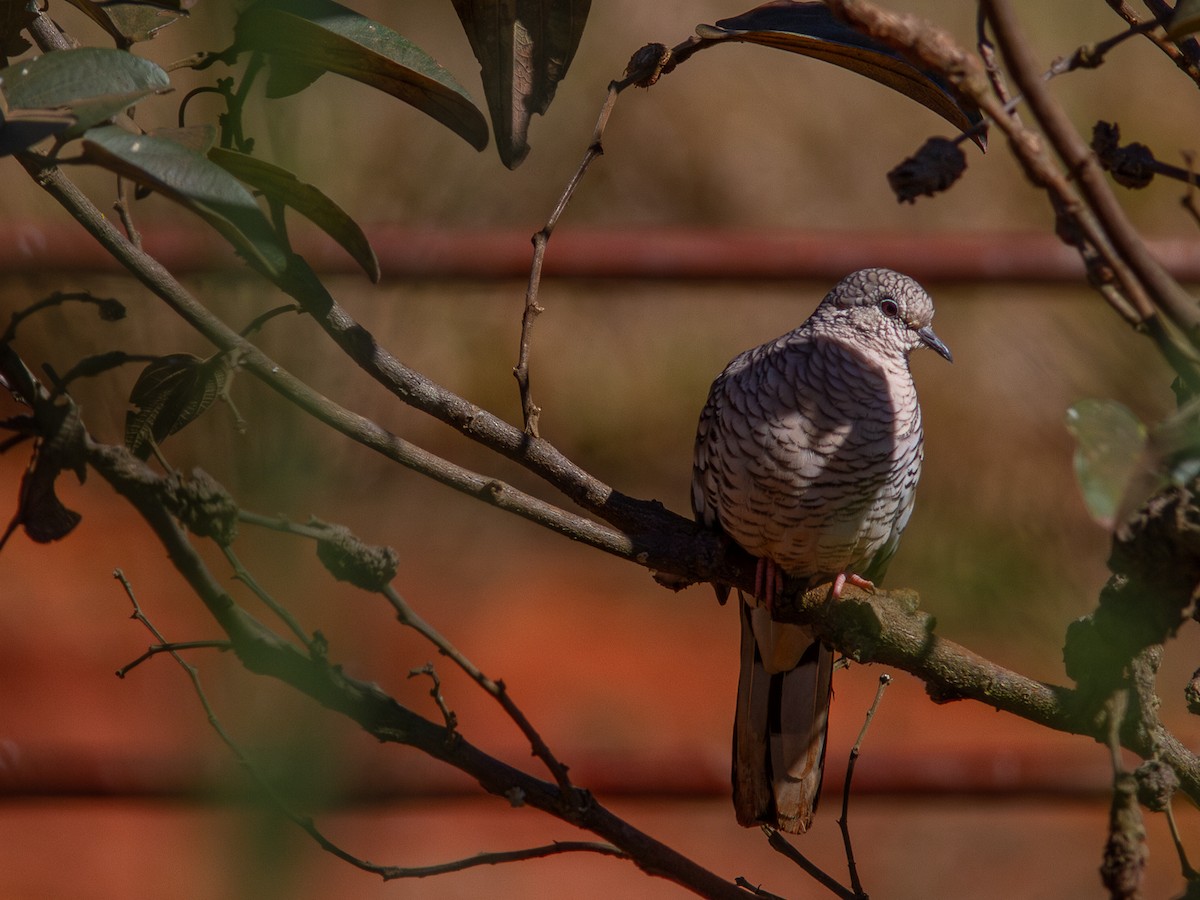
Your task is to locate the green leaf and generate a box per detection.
[695,2,985,148]
[1168,0,1200,40]
[125,353,231,458]
[82,125,288,277]
[0,47,170,135]
[209,146,380,283]
[451,0,591,169]
[63,0,188,45]
[235,0,488,151]
[1064,399,1147,528]
[151,123,217,154]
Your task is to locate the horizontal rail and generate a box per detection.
[0,743,1115,801]
[5,222,1198,283]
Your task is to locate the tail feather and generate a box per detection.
[733,602,834,833]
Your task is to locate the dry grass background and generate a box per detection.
[3,1,1200,898]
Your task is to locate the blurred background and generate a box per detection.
[2,1,1199,897]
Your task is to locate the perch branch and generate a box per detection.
[15,153,745,592]
[768,581,1200,805]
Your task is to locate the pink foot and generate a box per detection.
[831,572,875,600]
[754,557,783,610]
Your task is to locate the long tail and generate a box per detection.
[732,602,834,833]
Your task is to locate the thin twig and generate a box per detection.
[366,842,631,881]
[763,826,856,900]
[2,291,126,345]
[382,585,579,802]
[838,673,891,897]
[47,351,159,396]
[408,663,458,733]
[116,639,232,677]
[239,303,300,338]
[221,545,312,647]
[1045,20,1156,78]
[515,85,620,437]
[1164,801,1199,880]
[975,6,1014,110]
[510,31,716,438]
[237,510,334,541]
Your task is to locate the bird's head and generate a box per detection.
[816,268,953,363]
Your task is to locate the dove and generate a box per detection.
[692,268,951,833]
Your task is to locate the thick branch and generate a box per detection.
[770,582,1200,804]
[15,155,750,592]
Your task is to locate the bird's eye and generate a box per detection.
[880,298,900,318]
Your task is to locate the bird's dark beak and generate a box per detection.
[917,325,953,362]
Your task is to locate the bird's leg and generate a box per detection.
[831,572,875,600]
[754,557,784,610]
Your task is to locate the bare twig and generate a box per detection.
[237,511,334,541]
[838,673,891,897]
[1164,801,1199,881]
[1045,19,1156,78]
[2,290,125,345]
[116,638,231,677]
[382,585,580,803]
[515,86,620,437]
[975,6,1014,109]
[408,663,458,733]
[511,30,722,438]
[237,508,580,798]
[221,545,312,647]
[763,826,857,900]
